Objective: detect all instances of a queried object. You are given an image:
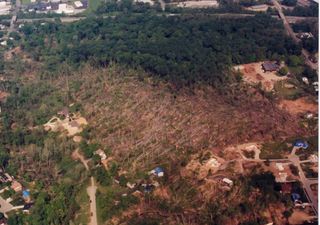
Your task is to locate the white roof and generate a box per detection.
[74,1,83,7]
[222,178,233,185]
[276,163,284,171]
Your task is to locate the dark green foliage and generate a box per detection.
[284,4,318,17]
[21,14,298,87]
[79,141,99,158]
[95,166,112,186]
[26,184,79,225]
[281,0,297,6]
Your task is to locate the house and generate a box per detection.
[293,140,308,149]
[95,149,107,160]
[149,167,164,177]
[22,190,31,202]
[126,182,136,189]
[0,40,7,46]
[297,32,313,40]
[56,3,74,14]
[275,163,284,171]
[74,0,83,8]
[309,154,318,163]
[11,180,22,192]
[57,107,69,118]
[262,61,280,72]
[222,178,233,187]
[302,77,309,84]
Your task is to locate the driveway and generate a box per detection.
[0,196,13,215]
[87,177,98,225]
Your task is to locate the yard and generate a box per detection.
[274,80,303,100]
[260,141,291,159]
[21,0,31,5]
[234,62,287,91]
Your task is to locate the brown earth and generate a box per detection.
[234,62,287,91]
[62,65,312,170]
[278,97,318,116]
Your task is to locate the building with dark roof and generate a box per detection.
[262,61,280,72]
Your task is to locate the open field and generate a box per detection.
[234,62,287,91]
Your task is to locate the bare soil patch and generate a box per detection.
[278,97,318,116]
[234,62,287,91]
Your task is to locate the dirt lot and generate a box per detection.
[263,162,299,182]
[278,97,318,116]
[234,63,287,91]
[44,114,88,136]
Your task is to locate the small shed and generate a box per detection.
[262,61,279,72]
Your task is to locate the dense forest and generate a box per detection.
[19,13,300,86]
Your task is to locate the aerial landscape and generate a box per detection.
[0,0,318,223]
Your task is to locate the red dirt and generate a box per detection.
[278,97,318,116]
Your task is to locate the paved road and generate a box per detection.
[87,177,98,225]
[271,0,318,71]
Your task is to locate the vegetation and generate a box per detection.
[260,141,291,159]
[283,4,318,17]
[20,13,299,87]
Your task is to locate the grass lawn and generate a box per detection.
[274,80,303,100]
[85,0,104,13]
[21,0,31,5]
[260,141,291,159]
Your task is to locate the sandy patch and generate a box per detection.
[43,114,88,136]
[234,62,287,91]
[278,97,318,115]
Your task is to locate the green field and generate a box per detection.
[21,0,31,5]
[86,0,104,13]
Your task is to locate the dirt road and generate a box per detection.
[271,0,318,71]
[87,177,98,225]
[72,149,89,170]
